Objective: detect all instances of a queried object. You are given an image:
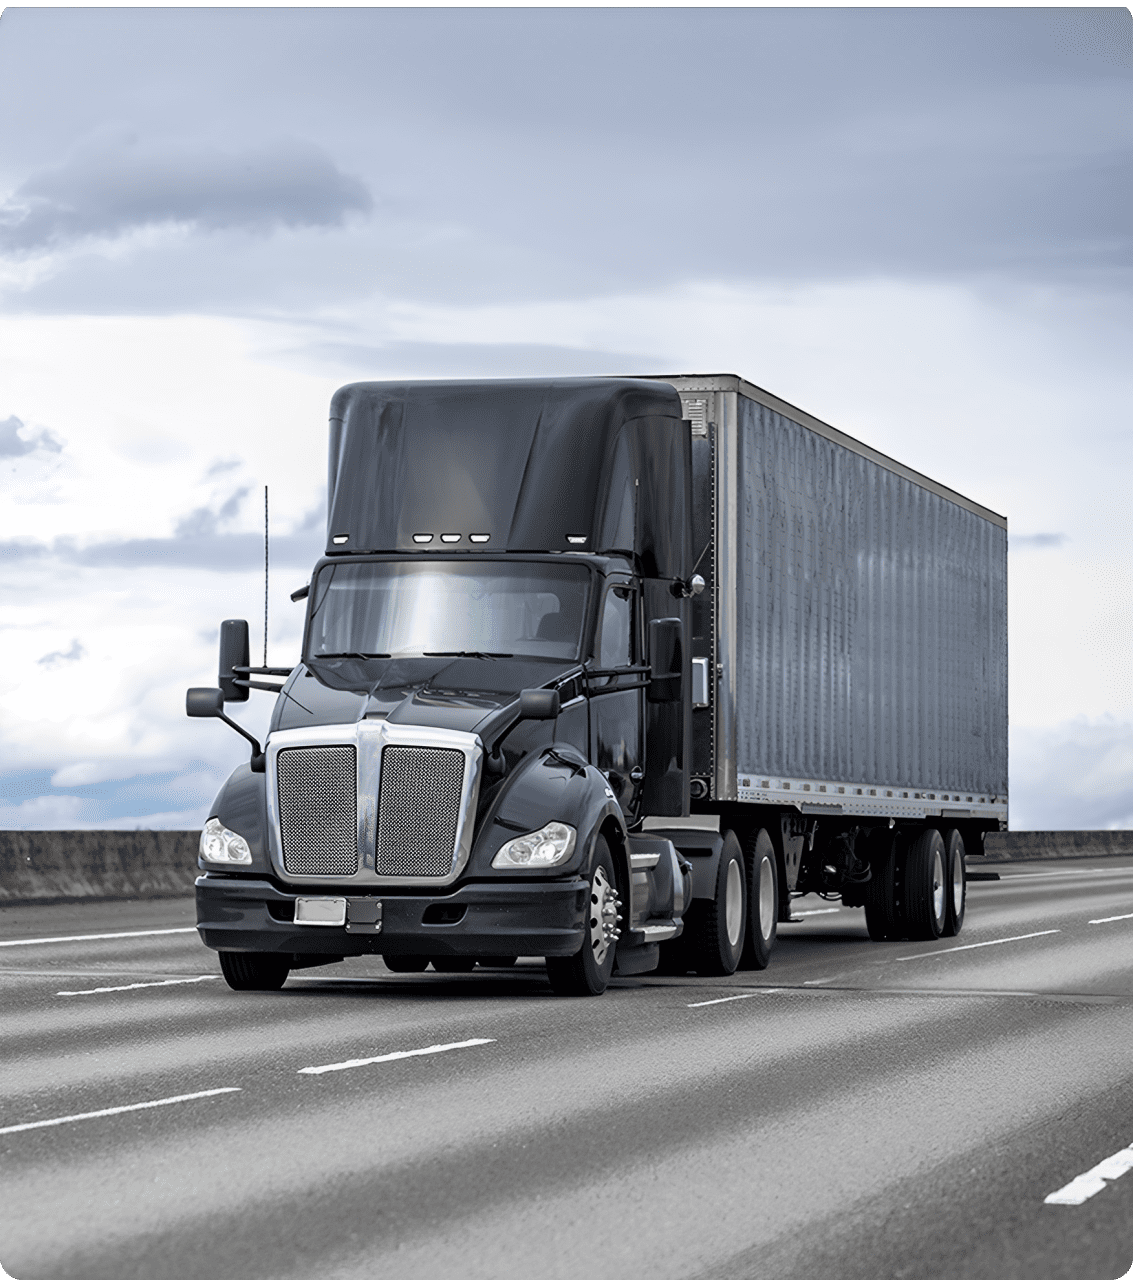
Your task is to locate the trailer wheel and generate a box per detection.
[905,828,948,940]
[942,829,966,936]
[863,827,902,941]
[383,955,429,973]
[739,829,778,970]
[546,836,620,996]
[684,830,746,977]
[218,950,290,991]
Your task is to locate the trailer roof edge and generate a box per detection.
[641,373,1008,531]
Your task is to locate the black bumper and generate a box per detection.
[195,875,588,958]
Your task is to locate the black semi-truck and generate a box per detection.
[188,374,1008,995]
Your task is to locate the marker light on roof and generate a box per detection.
[413,534,433,544]
[440,534,461,543]
[332,535,349,545]
[469,534,490,543]
[566,536,587,545]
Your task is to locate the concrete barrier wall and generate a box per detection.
[980,829,1133,863]
[1,827,1131,903]
[0,830,200,903]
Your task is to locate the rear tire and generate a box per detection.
[684,830,746,977]
[739,828,778,970]
[383,955,429,973]
[218,950,289,991]
[905,827,948,940]
[942,828,966,937]
[547,836,620,997]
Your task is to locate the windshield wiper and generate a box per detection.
[314,652,391,660]
[423,651,513,660]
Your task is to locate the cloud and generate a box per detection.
[0,527,322,573]
[1011,719,1133,829]
[37,639,85,668]
[1011,533,1068,549]
[0,414,63,457]
[0,135,373,255]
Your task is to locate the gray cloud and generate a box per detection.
[174,487,250,539]
[0,135,372,254]
[1010,533,1068,550]
[292,340,673,381]
[0,415,63,457]
[0,8,1128,314]
[37,639,85,667]
[1011,720,1133,829]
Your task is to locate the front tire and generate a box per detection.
[546,836,621,997]
[942,828,966,936]
[863,826,903,941]
[739,828,778,970]
[683,829,746,976]
[218,950,289,991]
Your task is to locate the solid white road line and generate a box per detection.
[687,991,783,1007]
[1089,912,1133,925]
[1044,1142,1133,1205]
[56,976,219,997]
[896,930,1060,962]
[0,1087,241,1136]
[300,1038,496,1075]
[0,927,196,949]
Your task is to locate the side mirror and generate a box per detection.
[647,617,683,703]
[186,687,225,718]
[218,619,250,703]
[520,688,561,721]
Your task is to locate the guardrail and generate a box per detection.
[0,828,1131,904]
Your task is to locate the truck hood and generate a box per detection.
[272,655,579,737]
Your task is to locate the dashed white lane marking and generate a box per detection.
[0,1087,240,1136]
[896,930,1060,962]
[1089,912,1133,925]
[1044,1142,1133,1205]
[56,976,219,997]
[0,927,196,949]
[687,990,783,1007]
[300,1038,496,1075]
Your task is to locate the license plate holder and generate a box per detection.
[295,897,347,927]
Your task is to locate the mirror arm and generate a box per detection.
[218,712,265,771]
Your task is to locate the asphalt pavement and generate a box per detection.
[1,858,1132,1280]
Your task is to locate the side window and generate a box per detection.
[598,586,634,669]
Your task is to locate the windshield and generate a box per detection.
[307,560,592,662]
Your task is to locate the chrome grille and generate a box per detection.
[375,747,465,876]
[277,746,359,876]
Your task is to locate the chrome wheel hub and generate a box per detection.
[725,857,744,948]
[932,849,946,924]
[589,866,621,967]
[758,855,775,941]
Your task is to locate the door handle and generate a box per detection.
[630,767,644,784]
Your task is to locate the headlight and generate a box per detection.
[491,821,577,869]
[200,816,253,866]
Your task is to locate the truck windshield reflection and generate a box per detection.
[306,560,592,662]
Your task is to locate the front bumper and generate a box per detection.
[195,874,589,958]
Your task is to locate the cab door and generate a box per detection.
[588,579,645,819]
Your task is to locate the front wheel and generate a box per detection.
[547,836,621,997]
[218,950,290,991]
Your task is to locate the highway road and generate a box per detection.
[2,857,1132,1280]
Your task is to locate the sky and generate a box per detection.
[0,5,1131,831]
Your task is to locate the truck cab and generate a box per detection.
[190,378,736,994]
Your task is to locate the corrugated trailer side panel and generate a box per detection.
[734,395,1007,801]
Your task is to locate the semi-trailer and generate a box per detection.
[188,373,1007,994]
